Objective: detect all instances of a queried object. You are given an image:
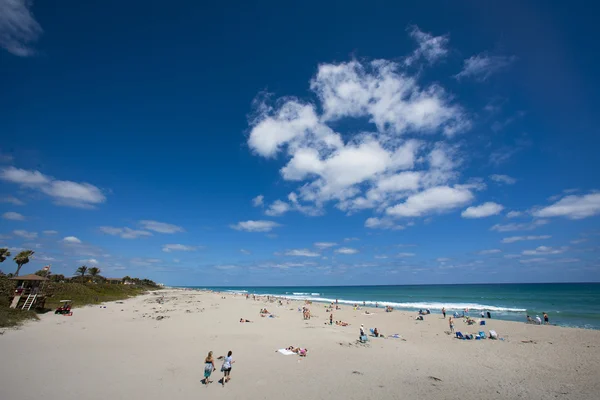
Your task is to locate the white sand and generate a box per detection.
[1,289,599,400]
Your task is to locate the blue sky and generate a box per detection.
[1,0,599,286]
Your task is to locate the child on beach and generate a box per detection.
[449,317,454,333]
[204,351,215,385]
[544,313,549,325]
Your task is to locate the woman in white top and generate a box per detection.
[222,350,234,385]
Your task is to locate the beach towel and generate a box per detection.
[455,332,465,339]
[390,334,401,339]
[277,349,295,356]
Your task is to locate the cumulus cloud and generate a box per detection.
[0,0,43,56]
[314,242,337,249]
[100,226,152,239]
[335,247,359,255]
[2,211,25,220]
[522,246,568,256]
[405,25,449,66]
[491,219,549,232]
[387,186,473,217]
[1,195,24,205]
[80,258,99,265]
[502,235,551,244]
[62,236,82,244]
[364,217,404,230]
[284,249,320,257]
[532,193,600,220]
[252,195,264,207]
[139,220,184,234]
[162,244,197,253]
[247,55,472,220]
[478,249,502,255]
[461,202,504,218]
[13,229,37,239]
[0,166,105,208]
[231,220,281,232]
[490,174,516,185]
[506,211,523,218]
[265,200,291,216]
[455,53,516,81]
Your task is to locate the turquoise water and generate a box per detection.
[186,283,600,330]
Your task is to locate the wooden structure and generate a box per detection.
[9,274,49,310]
[105,278,123,285]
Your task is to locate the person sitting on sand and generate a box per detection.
[365,310,371,315]
[360,324,365,337]
[373,328,380,337]
[527,315,534,323]
[416,315,424,321]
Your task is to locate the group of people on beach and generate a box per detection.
[527,313,550,325]
[203,350,234,386]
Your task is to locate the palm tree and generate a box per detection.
[87,267,101,281]
[76,265,88,282]
[13,250,34,276]
[0,248,11,263]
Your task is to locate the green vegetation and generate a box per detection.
[0,252,161,328]
[13,250,34,277]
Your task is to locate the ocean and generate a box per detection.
[186,283,600,330]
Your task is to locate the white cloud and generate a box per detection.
[314,242,337,249]
[252,195,264,207]
[335,247,359,255]
[344,237,359,242]
[139,220,184,234]
[491,219,549,232]
[43,230,58,235]
[13,229,37,239]
[519,258,547,264]
[436,257,450,262]
[162,244,197,253]
[455,53,516,81]
[502,235,551,244]
[375,255,389,259]
[365,217,404,230]
[478,249,502,255]
[397,252,415,257]
[2,211,25,220]
[506,211,523,218]
[62,236,82,244]
[1,195,24,205]
[0,0,42,56]
[231,220,281,232]
[100,226,152,239]
[461,202,504,218]
[522,246,568,256]
[0,166,105,208]
[265,200,291,216]
[490,174,516,185]
[570,238,587,245]
[387,186,473,217]
[247,57,472,220]
[284,249,320,257]
[80,258,99,265]
[240,249,251,255]
[532,193,600,220]
[405,25,449,66]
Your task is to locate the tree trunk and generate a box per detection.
[14,263,22,277]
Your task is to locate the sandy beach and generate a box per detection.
[1,289,599,400]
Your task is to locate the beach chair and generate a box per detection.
[455,332,465,339]
[478,331,486,339]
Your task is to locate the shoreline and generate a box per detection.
[179,287,596,331]
[2,288,599,400]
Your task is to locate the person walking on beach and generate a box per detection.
[543,312,549,325]
[449,317,454,333]
[221,351,234,386]
[204,351,215,385]
[442,307,446,318]
[330,313,333,325]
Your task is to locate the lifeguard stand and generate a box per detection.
[9,274,49,310]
